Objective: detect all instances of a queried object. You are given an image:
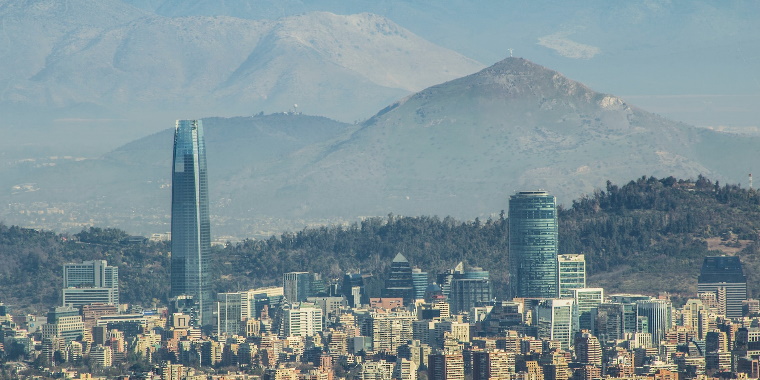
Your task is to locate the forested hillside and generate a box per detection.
[1,176,759,313]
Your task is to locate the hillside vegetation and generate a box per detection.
[1,176,759,313]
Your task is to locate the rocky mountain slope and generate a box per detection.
[228,58,756,225]
[1,58,757,238]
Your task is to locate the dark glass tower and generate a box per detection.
[171,120,212,325]
[383,253,415,304]
[508,190,559,299]
[698,256,747,319]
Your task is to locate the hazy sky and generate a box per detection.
[2,0,759,158]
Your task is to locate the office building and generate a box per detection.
[412,267,429,301]
[170,119,212,326]
[508,190,559,299]
[449,277,492,314]
[594,303,627,341]
[62,260,119,307]
[437,262,465,299]
[216,292,246,336]
[536,299,574,349]
[342,272,368,308]
[635,299,672,346]
[698,256,747,319]
[63,260,118,289]
[558,254,586,298]
[284,272,314,302]
[383,253,415,304]
[279,302,323,337]
[572,288,604,332]
[42,306,85,344]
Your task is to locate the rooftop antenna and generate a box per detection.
[508,48,514,58]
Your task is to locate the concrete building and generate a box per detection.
[429,353,465,380]
[90,344,113,367]
[280,302,323,337]
[41,306,85,344]
[62,260,119,307]
[472,350,515,380]
[574,332,602,366]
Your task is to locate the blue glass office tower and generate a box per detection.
[171,120,212,325]
[508,190,559,299]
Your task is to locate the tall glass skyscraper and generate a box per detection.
[508,190,559,299]
[171,120,212,325]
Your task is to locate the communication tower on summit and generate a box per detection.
[508,48,514,57]
[750,173,753,189]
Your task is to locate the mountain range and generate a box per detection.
[2,57,757,238]
[0,0,482,157]
[123,0,760,130]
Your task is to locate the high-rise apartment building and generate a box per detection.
[472,350,515,380]
[508,190,559,299]
[574,332,602,366]
[170,119,212,325]
[698,256,747,319]
[62,260,119,308]
[558,254,586,298]
[429,353,465,380]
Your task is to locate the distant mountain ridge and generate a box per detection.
[0,5,482,120]
[1,57,757,237]
[0,0,483,157]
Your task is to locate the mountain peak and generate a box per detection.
[466,57,596,100]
